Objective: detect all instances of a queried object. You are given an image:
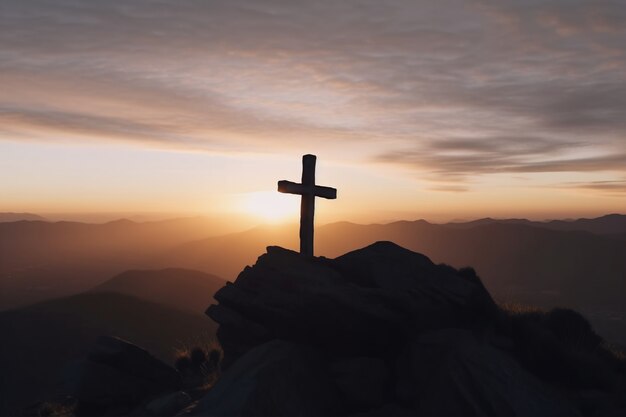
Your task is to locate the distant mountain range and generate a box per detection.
[448,214,626,237]
[0,212,47,222]
[1,214,625,312]
[162,215,626,310]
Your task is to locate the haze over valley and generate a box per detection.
[2,213,625,316]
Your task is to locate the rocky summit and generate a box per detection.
[196,241,626,416]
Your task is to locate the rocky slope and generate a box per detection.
[195,241,626,416]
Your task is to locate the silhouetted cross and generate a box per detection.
[278,154,337,257]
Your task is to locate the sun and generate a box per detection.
[242,191,299,223]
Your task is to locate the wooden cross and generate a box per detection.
[278,154,337,257]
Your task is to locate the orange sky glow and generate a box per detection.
[1,1,624,224]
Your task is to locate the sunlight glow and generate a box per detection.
[242,191,299,223]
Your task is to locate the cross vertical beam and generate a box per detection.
[277,154,337,257]
[300,154,316,257]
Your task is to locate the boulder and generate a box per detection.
[145,391,191,416]
[397,329,580,416]
[208,302,271,369]
[332,241,449,290]
[349,402,413,416]
[188,340,341,416]
[61,336,180,410]
[330,356,390,410]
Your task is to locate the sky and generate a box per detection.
[1,0,625,223]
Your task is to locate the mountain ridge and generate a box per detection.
[0,212,47,222]
[3,214,625,311]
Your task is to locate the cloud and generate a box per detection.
[561,179,626,195]
[428,185,470,193]
[376,134,626,185]
[426,136,580,155]
[1,0,625,188]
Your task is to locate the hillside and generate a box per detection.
[541,214,626,235]
[0,292,217,416]
[89,268,226,314]
[448,214,626,236]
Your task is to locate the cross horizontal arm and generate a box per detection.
[278,180,337,199]
[277,180,305,195]
[314,185,337,199]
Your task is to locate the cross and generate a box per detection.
[278,154,337,257]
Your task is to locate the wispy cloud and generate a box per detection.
[377,137,626,180]
[561,179,626,195]
[1,0,625,191]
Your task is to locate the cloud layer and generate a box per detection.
[1,0,625,192]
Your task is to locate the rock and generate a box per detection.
[188,340,341,416]
[397,329,580,416]
[330,357,390,410]
[206,298,271,369]
[546,308,602,352]
[332,241,447,290]
[349,402,413,416]
[61,336,180,410]
[508,310,620,392]
[208,242,498,366]
[576,389,611,416]
[145,391,192,416]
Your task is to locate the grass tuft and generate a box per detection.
[173,338,223,390]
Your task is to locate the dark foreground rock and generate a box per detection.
[189,340,340,416]
[198,241,626,417]
[397,328,577,416]
[60,336,181,415]
[145,391,192,416]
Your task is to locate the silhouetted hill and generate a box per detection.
[447,217,534,228]
[0,292,217,416]
[542,214,626,235]
[0,216,244,310]
[0,212,47,222]
[89,268,226,314]
[448,214,626,235]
